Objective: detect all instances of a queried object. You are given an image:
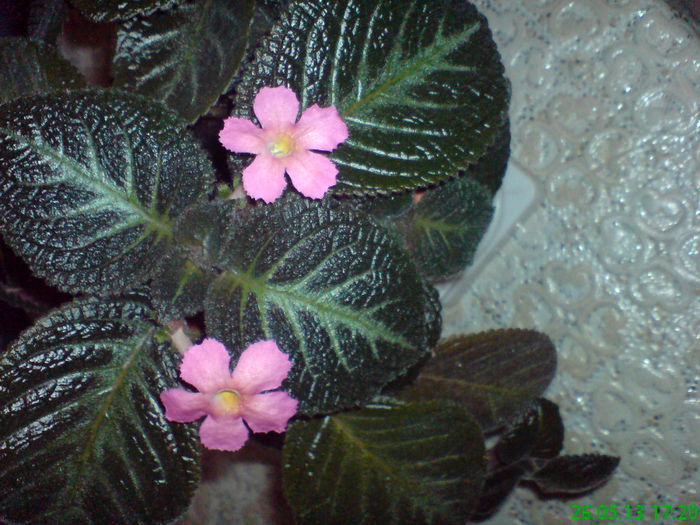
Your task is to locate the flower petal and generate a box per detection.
[231,340,292,395]
[160,389,208,423]
[294,104,349,151]
[241,391,298,433]
[219,117,266,154]
[286,150,338,199]
[180,338,233,394]
[199,415,250,452]
[241,154,287,203]
[253,86,299,131]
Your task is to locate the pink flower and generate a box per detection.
[219,85,349,203]
[160,338,298,452]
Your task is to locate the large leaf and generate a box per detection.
[114,0,255,123]
[0,37,85,103]
[0,90,214,294]
[71,0,180,22]
[203,195,439,414]
[0,294,200,524]
[283,401,486,524]
[398,330,557,431]
[232,0,510,195]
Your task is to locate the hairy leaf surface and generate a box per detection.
[0,90,214,294]
[233,0,510,195]
[114,0,255,122]
[0,37,85,103]
[204,195,439,414]
[398,330,556,431]
[0,294,200,524]
[283,401,485,524]
[71,0,180,22]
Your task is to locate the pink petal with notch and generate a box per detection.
[254,86,299,131]
[160,389,208,423]
[231,340,292,395]
[294,104,349,151]
[286,150,338,199]
[180,338,233,394]
[241,153,288,203]
[241,391,298,433]
[219,117,266,154]
[199,415,250,452]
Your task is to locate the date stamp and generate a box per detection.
[571,504,699,521]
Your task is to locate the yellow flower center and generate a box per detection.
[268,133,295,158]
[213,390,242,417]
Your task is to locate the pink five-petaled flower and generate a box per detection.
[160,338,298,452]
[218,85,349,203]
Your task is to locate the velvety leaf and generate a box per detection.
[71,0,180,22]
[283,401,486,524]
[0,90,214,294]
[233,0,509,195]
[27,0,67,43]
[463,118,510,196]
[494,398,564,465]
[397,330,557,431]
[407,174,494,281]
[204,195,440,414]
[470,462,528,522]
[149,250,217,322]
[0,294,200,524]
[526,454,620,495]
[113,0,255,123]
[0,37,85,103]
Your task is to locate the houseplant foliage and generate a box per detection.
[0,0,618,523]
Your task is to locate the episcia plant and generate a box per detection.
[0,0,620,523]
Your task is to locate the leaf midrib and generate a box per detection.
[223,269,415,350]
[0,126,174,238]
[339,13,480,118]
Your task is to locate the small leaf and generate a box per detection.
[71,0,180,22]
[406,174,494,281]
[397,330,557,431]
[469,462,528,522]
[149,250,217,322]
[0,90,214,294]
[0,37,85,103]
[0,294,201,523]
[233,0,509,195]
[113,0,255,122]
[525,454,620,495]
[283,401,486,525]
[494,398,564,465]
[204,195,439,414]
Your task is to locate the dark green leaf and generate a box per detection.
[233,0,509,195]
[28,0,67,43]
[71,0,181,22]
[463,118,510,196]
[0,294,200,523]
[113,0,255,123]
[0,90,214,294]
[283,401,486,525]
[204,194,439,414]
[397,330,557,431]
[525,454,620,495]
[407,174,494,281]
[0,37,85,103]
[494,398,564,465]
[149,250,217,322]
[469,462,528,522]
